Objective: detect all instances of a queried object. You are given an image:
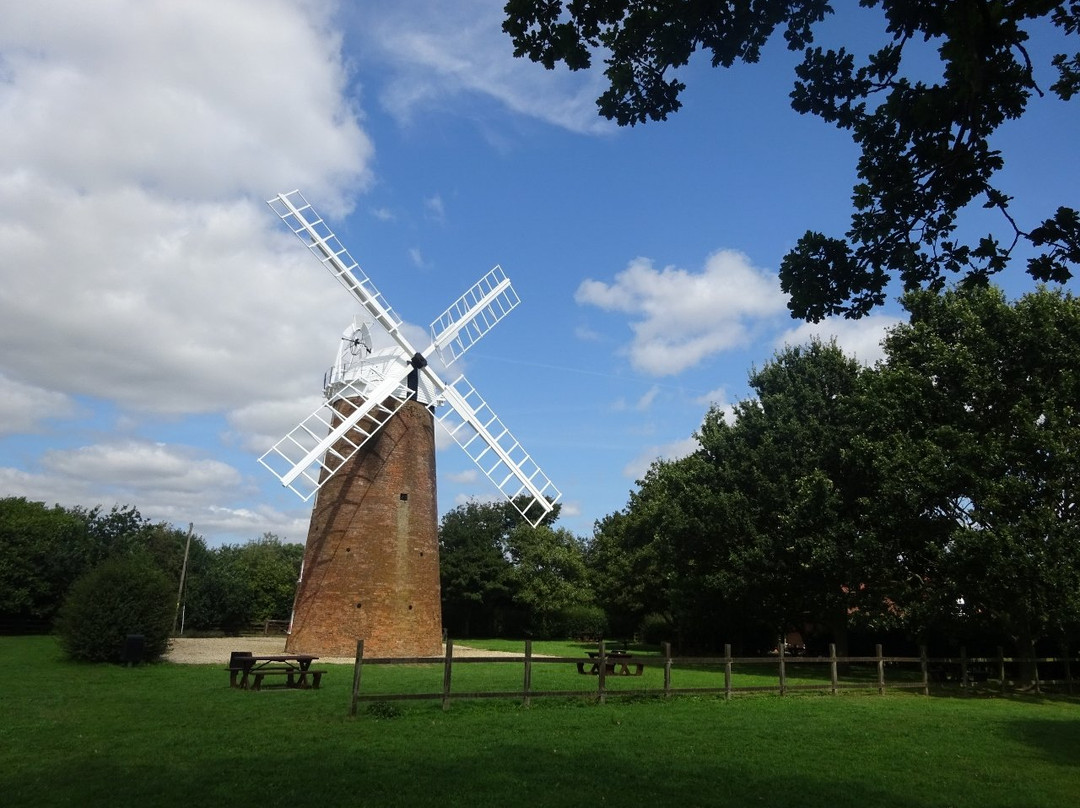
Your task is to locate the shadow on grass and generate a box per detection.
[3,732,938,808]
[1006,717,1080,769]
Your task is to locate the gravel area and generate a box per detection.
[165,636,526,664]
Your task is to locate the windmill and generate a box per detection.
[260,191,560,657]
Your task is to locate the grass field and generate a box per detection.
[3,636,1079,807]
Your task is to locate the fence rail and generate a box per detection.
[238,619,290,636]
[347,640,1078,716]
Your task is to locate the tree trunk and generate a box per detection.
[1015,634,1039,690]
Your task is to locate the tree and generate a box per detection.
[507,522,596,637]
[586,509,668,639]
[438,501,518,637]
[54,553,174,663]
[0,498,93,625]
[874,285,1080,672]
[71,503,151,565]
[503,1,1080,320]
[183,534,302,633]
[0,498,217,632]
[696,340,878,651]
[583,286,1080,663]
[622,450,755,651]
[438,499,563,637]
[587,340,896,652]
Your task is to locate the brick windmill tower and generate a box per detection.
[259,191,560,658]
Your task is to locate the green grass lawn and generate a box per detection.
[3,636,1079,808]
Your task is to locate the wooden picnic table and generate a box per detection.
[227,652,325,690]
[576,651,644,677]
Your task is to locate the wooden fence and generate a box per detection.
[238,619,290,636]
[348,639,1078,716]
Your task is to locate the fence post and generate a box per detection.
[778,637,787,696]
[663,642,672,698]
[920,646,929,696]
[523,639,533,707]
[960,646,969,688]
[876,644,885,695]
[441,638,454,711]
[830,643,839,695]
[597,639,607,704]
[997,646,1006,692]
[724,643,732,701]
[349,639,364,717]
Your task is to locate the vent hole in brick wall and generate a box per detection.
[356,602,362,609]
[399,492,408,501]
[408,604,413,610]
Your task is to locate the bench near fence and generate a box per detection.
[348,640,1078,716]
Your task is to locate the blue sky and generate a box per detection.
[1,1,1076,545]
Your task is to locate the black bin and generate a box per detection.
[124,634,145,666]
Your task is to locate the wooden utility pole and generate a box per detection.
[173,523,193,636]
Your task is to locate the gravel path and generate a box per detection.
[165,636,527,665]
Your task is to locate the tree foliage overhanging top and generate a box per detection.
[503,1,1080,320]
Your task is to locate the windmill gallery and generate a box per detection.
[259,191,560,657]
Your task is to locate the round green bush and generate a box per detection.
[551,603,608,640]
[55,554,174,663]
[639,613,674,645]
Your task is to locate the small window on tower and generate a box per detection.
[399,493,408,501]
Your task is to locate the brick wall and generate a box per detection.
[285,398,443,658]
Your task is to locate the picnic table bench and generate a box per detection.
[227,651,326,691]
[576,651,644,677]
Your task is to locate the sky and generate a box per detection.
[1,1,1076,546]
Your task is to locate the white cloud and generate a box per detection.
[0,0,370,210]
[695,386,728,408]
[0,0,372,422]
[622,436,700,481]
[574,325,602,341]
[576,250,788,376]
[424,194,446,222]
[558,500,581,518]
[0,436,315,542]
[40,440,241,495]
[198,505,310,545]
[446,469,478,484]
[695,386,737,424]
[635,386,660,411]
[0,185,358,416]
[348,0,611,134]
[0,464,310,544]
[433,415,467,452]
[225,395,327,454]
[0,438,311,543]
[452,491,502,510]
[777,314,902,366]
[0,1,374,542]
[0,374,79,436]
